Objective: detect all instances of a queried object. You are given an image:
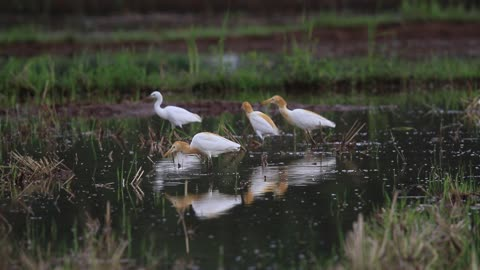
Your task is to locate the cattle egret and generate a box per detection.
[150,91,201,129]
[241,101,279,142]
[261,95,335,143]
[164,132,241,166]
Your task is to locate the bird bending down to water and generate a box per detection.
[261,95,335,143]
[150,91,202,129]
[164,132,241,167]
[241,101,279,142]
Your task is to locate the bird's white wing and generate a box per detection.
[290,109,335,129]
[165,106,201,124]
[191,132,241,153]
[249,112,279,135]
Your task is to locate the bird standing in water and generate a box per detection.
[150,91,202,130]
[261,95,335,144]
[164,132,241,168]
[241,101,279,143]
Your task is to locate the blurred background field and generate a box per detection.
[2,1,480,269]
[1,0,479,107]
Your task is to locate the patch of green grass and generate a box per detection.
[1,50,479,108]
[401,0,480,21]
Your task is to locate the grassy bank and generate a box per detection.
[1,50,479,107]
[332,172,480,269]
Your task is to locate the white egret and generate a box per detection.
[164,132,241,166]
[261,95,335,143]
[150,91,201,129]
[241,101,279,142]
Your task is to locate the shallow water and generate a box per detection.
[1,107,479,268]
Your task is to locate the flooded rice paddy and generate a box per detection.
[1,106,480,268]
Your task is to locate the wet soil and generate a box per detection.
[1,22,480,58]
[0,99,397,119]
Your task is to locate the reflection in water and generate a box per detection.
[243,166,288,205]
[244,153,336,204]
[172,153,203,170]
[191,191,241,219]
[162,153,338,218]
[286,153,336,184]
[166,183,241,220]
[152,153,203,190]
[166,181,193,254]
[153,151,245,191]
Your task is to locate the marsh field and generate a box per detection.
[1,1,480,269]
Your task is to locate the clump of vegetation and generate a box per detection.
[1,151,74,199]
[334,174,480,269]
[0,202,150,269]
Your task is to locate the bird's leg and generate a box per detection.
[207,156,213,171]
[306,130,317,146]
[256,132,264,145]
[293,128,297,152]
[251,132,263,148]
[318,126,325,144]
[261,152,268,168]
[250,135,262,149]
[168,128,175,142]
[173,129,180,140]
[311,131,319,146]
[303,130,310,144]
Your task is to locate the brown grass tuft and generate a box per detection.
[335,192,477,270]
[1,152,74,199]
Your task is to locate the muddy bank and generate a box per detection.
[193,78,480,97]
[0,100,397,119]
[1,22,480,58]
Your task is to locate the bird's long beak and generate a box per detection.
[164,147,175,157]
[261,98,273,106]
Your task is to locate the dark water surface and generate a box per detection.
[1,108,480,268]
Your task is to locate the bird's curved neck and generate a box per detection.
[181,145,202,155]
[154,98,167,118]
[243,104,254,113]
[275,97,288,109]
[279,105,291,114]
[279,107,293,123]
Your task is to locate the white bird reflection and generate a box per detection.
[243,166,288,205]
[165,181,241,254]
[162,153,337,219]
[152,153,203,190]
[191,190,241,219]
[285,153,336,185]
[165,183,241,220]
[153,151,244,191]
[243,154,336,204]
